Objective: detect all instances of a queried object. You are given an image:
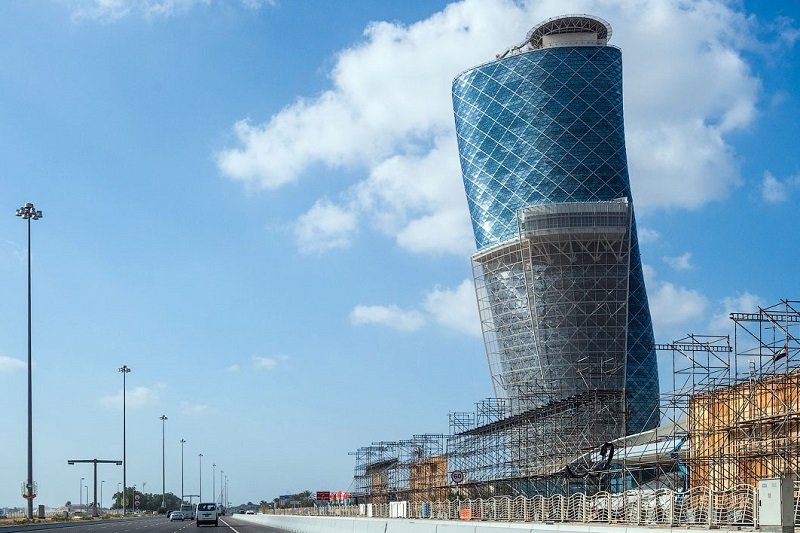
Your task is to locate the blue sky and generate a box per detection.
[0,0,798,509]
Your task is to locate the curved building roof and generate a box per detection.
[526,14,612,49]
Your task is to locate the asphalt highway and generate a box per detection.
[0,516,289,533]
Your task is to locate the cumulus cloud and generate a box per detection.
[294,200,358,254]
[637,227,660,245]
[0,355,25,372]
[180,401,209,414]
[663,252,693,271]
[252,355,288,370]
[644,265,709,340]
[100,386,160,409]
[70,0,273,22]
[349,279,481,337]
[708,292,764,334]
[349,305,425,332]
[422,280,482,337]
[217,0,770,255]
[761,171,800,203]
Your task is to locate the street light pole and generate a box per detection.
[160,415,167,510]
[118,365,131,515]
[16,202,42,519]
[198,453,203,502]
[180,439,186,502]
[101,481,105,510]
[80,477,84,507]
[212,464,216,508]
[219,470,223,507]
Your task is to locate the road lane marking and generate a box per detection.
[219,518,242,533]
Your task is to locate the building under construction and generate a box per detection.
[350,435,448,504]
[348,9,797,504]
[350,300,799,502]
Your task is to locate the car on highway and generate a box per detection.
[169,511,185,521]
[196,502,218,527]
[245,510,255,515]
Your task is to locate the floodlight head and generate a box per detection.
[68,461,75,465]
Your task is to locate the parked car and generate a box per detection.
[170,511,186,521]
[196,503,218,527]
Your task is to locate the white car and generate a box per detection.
[195,503,218,527]
[169,511,185,521]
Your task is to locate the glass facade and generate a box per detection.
[453,44,659,435]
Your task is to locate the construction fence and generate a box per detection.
[264,482,800,529]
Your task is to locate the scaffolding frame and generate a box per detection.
[350,434,447,503]
[655,300,800,493]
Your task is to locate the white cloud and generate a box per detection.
[708,292,764,334]
[218,0,768,255]
[762,171,787,202]
[252,355,287,370]
[644,265,709,340]
[349,279,481,337]
[294,200,358,254]
[99,386,160,409]
[180,401,209,414]
[663,252,693,271]
[226,363,240,372]
[349,305,425,332]
[0,355,25,372]
[422,280,481,337]
[761,171,800,203]
[637,227,660,245]
[70,0,273,22]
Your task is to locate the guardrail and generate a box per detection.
[265,485,778,528]
[0,509,125,520]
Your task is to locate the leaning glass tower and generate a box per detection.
[452,15,659,437]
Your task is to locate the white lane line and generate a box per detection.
[219,518,242,533]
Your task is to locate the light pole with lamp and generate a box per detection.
[219,470,223,507]
[212,464,216,508]
[16,202,42,519]
[101,481,105,510]
[84,486,88,510]
[198,453,203,502]
[180,439,186,502]
[80,477,84,508]
[160,415,167,510]
[118,365,131,515]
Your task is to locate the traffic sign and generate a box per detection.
[451,470,465,484]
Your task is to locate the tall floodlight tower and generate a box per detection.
[452,15,659,443]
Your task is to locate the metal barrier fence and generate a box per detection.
[266,485,777,528]
[0,509,125,520]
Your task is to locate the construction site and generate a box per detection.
[349,299,800,505]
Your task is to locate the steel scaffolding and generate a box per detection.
[351,300,799,503]
[656,300,800,492]
[350,434,447,503]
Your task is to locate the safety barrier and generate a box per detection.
[266,485,767,527]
